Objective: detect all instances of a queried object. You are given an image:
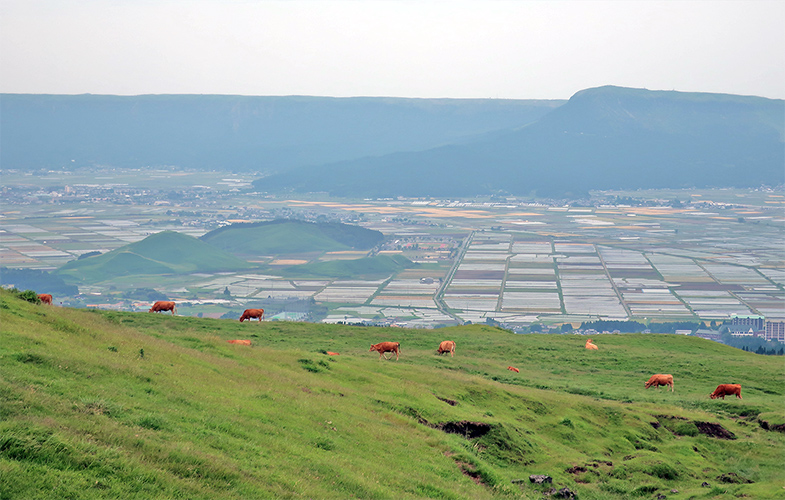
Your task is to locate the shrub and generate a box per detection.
[17,289,41,304]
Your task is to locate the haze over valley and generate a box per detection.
[1,2,784,497]
[0,0,785,500]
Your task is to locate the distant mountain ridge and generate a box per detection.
[0,94,561,171]
[259,86,784,197]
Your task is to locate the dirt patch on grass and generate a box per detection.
[437,421,492,439]
[694,421,736,440]
[566,460,613,477]
[654,414,736,440]
[435,395,458,406]
[717,472,753,484]
[654,414,688,421]
[456,461,485,485]
[758,419,785,433]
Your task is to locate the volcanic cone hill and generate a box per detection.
[199,219,385,258]
[56,231,255,283]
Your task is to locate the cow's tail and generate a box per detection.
[173,304,178,316]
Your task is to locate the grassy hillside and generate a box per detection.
[55,231,255,284]
[201,219,384,258]
[1,289,783,499]
[280,254,413,279]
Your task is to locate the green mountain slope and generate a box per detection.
[56,231,254,283]
[200,219,384,257]
[1,290,783,499]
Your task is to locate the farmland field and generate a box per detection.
[1,169,783,327]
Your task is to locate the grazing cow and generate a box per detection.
[239,308,265,322]
[507,366,520,373]
[585,338,599,350]
[710,384,742,400]
[38,294,53,305]
[644,374,674,392]
[149,301,177,315]
[227,339,252,346]
[437,340,456,357]
[369,341,400,361]
[326,351,340,356]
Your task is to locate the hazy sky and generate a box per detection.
[1,0,783,99]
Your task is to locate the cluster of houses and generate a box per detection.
[694,314,785,343]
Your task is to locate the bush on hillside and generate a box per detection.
[5,288,42,304]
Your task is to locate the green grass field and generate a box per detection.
[1,289,783,499]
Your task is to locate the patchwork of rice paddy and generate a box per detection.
[323,305,454,326]
[314,280,384,303]
[2,184,782,323]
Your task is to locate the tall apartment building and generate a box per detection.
[765,320,785,343]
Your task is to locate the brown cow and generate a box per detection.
[38,294,53,305]
[326,351,340,356]
[227,339,252,346]
[507,366,520,373]
[370,341,400,361]
[149,301,177,315]
[585,338,599,350]
[240,308,265,322]
[437,340,456,357]
[710,384,742,400]
[644,374,674,392]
